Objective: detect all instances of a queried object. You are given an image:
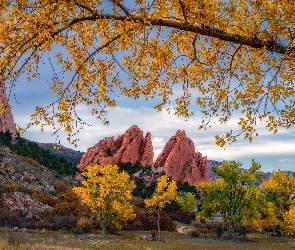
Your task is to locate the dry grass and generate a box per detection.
[1,228,295,250]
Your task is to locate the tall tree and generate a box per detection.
[73,164,135,240]
[145,175,177,241]
[260,170,295,235]
[1,1,294,145]
[197,160,275,235]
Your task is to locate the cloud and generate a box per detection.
[10,88,295,172]
[279,159,295,163]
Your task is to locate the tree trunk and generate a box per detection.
[101,219,107,240]
[157,209,161,241]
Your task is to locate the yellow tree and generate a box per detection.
[73,164,135,240]
[1,1,295,145]
[260,170,295,235]
[145,175,177,241]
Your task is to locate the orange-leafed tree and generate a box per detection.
[1,1,295,145]
[73,164,135,240]
[145,175,177,241]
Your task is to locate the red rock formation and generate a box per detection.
[154,130,208,185]
[78,125,154,170]
[0,81,16,137]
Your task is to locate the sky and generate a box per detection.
[8,71,295,173]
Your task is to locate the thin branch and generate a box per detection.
[109,0,130,16]
[178,0,187,23]
[229,44,242,78]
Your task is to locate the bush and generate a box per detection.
[124,208,176,231]
[190,229,201,238]
[4,182,20,193]
[169,210,196,224]
[52,188,88,216]
[222,231,234,240]
[76,217,93,233]
[216,224,224,238]
[31,189,56,207]
[21,157,40,168]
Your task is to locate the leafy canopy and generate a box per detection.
[1,0,295,145]
[73,164,135,239]
[145,175,178,210]
[178,192,196,213]
[260,170,295,235]
[197,160,275,233]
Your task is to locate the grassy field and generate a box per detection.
[1,228,295,250]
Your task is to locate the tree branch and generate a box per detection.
[52,13,294,56]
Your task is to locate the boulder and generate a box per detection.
[78,125,154,170]
[154,130,208,185]
[0,81,16,137]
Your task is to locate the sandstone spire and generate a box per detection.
[154,130,208,185]
[78,125,154,170]
[0,80,17,137]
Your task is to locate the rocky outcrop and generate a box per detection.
[154,130,208,185]
[0,81,16,137]
[78,125,154,170]
[2,192,52,220]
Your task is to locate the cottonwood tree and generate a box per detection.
[0,1,294,145]
[145,175,177,241]
[260,170,295,235]
[73,164,135,240]
[197,160,275,235]
[178,192,196,213]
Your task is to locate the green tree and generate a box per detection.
[260,170,295,235]
[198,160,275,235]
[1,1,294,145]
[73,164,135,240]
[178,192,196,213]
[145,175,178,241]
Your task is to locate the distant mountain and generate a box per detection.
[36,142,84,166]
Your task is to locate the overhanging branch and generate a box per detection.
[54,13,293,56]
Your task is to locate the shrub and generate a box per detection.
[169,210,196,224]
[150,230,157,240]
[4,182,20,192]
[124,209,176,231]
[21,156,41,168]
[216,224,224,238]
[52,189,88,216]
[190,229,200,238]
[31,189,56,207]
[261,223,276,233]
[222,232,234,240]
[76,217,93,233]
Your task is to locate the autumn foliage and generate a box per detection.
[145,175,177,240]
[0,1,294,145]
[73,164,135,240]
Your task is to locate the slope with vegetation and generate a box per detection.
[0,132,79,176]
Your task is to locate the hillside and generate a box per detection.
[0,146,81,196]
[37,142,84,166]
[0,132,80,176]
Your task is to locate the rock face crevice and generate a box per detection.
[0,81,16,137]
[154,130,208,185]
[78,125,154,170]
